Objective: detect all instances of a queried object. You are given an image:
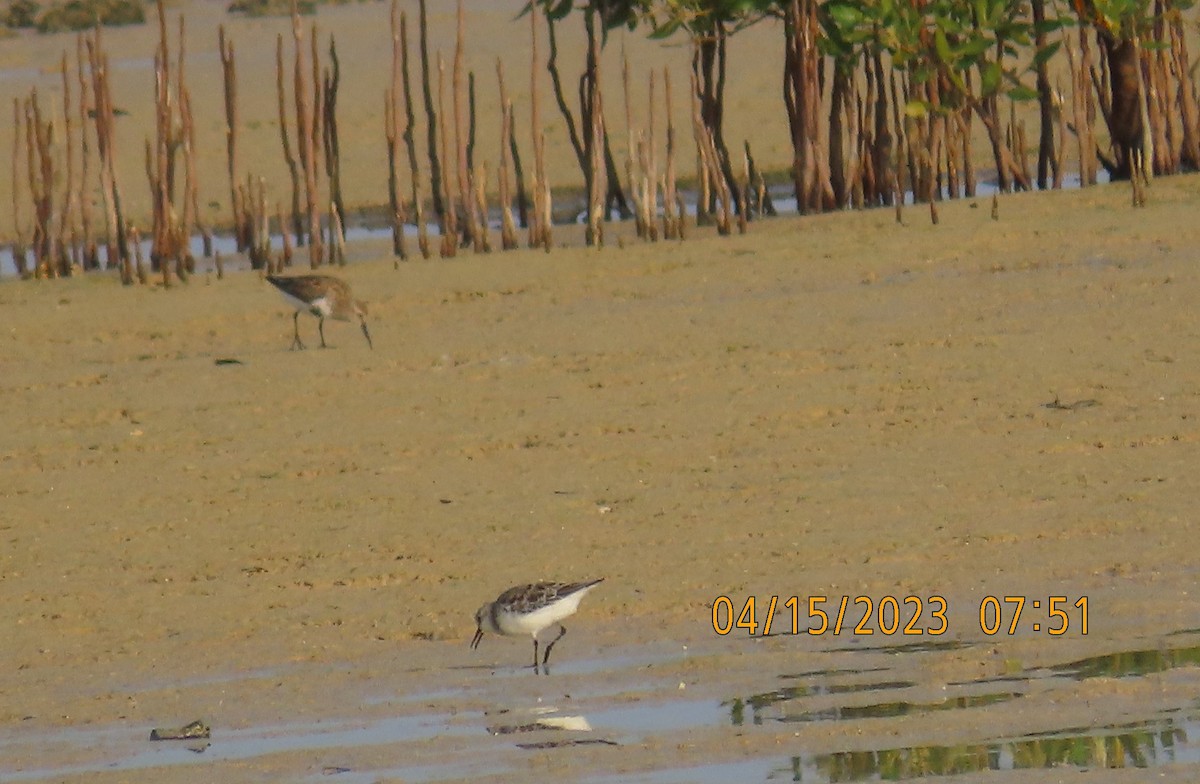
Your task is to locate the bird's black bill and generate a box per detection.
[471,626,484,650]
[360,318,373,350]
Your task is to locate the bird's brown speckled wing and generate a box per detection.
[267,274,350,304]
[494,579,603,614]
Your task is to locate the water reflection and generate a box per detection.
[738,641,1200,728]
[824,639,973,655]
[1050,644,1200,681]
[799,714,1198,781]
[730,689,1021,726]
[719,637,1200,781]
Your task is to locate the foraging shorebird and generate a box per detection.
[266,274,372,350]
[472,579,604,670]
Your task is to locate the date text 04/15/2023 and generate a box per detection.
[711,595,1089,637]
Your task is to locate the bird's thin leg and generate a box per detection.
[542,625,567,665]
[318,317,328,348]
[532,639,540,670]
[291,312,305,350]
[359,317,373,350]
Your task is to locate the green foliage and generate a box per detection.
[519,0,647,35]
[521,0,777,43]
[5,0,40,27]
[816,0,1070,111]
[34,0,144,32]
[1088,0,1152,34]
[1079,0,1195,43]
[226,0,316,16]
[520,0,1181,115]
[644,0,775,37]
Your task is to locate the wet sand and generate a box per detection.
[4,172,1200,780]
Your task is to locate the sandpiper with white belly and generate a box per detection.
[266,274,372,350]
[471,579,603,670]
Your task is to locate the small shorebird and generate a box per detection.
[266,274,373,351]
[472,579,603,670]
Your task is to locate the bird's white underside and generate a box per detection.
[278,290,334,319]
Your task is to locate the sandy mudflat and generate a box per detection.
[3,174,1200,780]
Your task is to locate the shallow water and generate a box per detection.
[796,713,1200,781]
[6,633,1200,782]
[0,171,1115,279]
[0,713,472,782]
